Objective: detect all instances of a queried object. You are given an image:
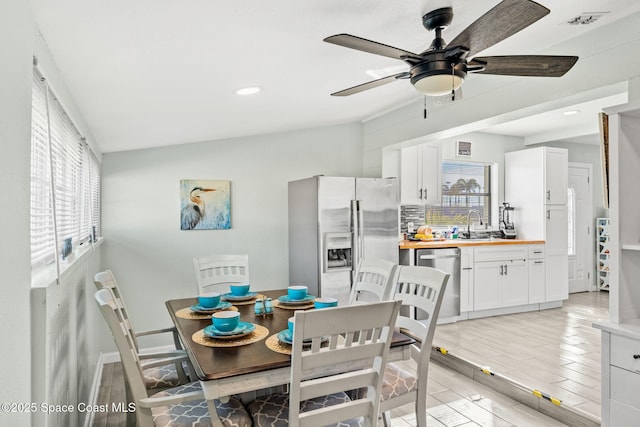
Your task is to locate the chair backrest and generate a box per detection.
[289,300,401,427]
[95,288,150,401]
[194,254,250,294]
[391,266,449,381]
[349,258,397,305]
[94,270,141,351]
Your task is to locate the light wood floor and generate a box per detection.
[91,291,610,427]
[431,291,609,422]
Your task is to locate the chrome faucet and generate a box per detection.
[466,210,483,238]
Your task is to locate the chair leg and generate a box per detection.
[416,395,427,427]
[382,410,392,427]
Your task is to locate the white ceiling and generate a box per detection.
[29,0,640,153]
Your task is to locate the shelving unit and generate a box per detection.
[597,217,610,291]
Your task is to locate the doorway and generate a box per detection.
[568,162,594,293]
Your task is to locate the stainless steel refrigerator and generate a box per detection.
[288,176,399,305]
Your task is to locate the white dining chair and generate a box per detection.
[348,258,398,305]
[246,300,402,427]
[194,254,250,294]
[95,288,252,427]
[379,265,449,427]
[94,270,190,390]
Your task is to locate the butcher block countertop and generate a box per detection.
[399,238,545,249]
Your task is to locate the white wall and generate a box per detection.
[101,123,364,345]
[0,1,35,425]
[0,3,105,425]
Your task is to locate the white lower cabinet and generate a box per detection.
[528,245,545,304]
[473,246,528,311]
[598,329,640,426]
[460,247,474,312]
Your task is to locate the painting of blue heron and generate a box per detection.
[180,180,231,230]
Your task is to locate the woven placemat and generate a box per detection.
[191,324,269,348]
[273,300,315,310]
[265,333,292,355]
[265,334,343,355]
[175,305,238,320]
[223,294,267,306]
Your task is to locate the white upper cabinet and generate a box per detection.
[400,144,440,205]
[545,148,569,205]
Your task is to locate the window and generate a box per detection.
[426,160,493,226]
[30,68,101,275]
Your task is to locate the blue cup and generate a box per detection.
[287,285,308,300]
[288,316,295,335]
[198,292,221,308]
[212,311,240,332]
[230,283,250,296]
[314,297,338,309]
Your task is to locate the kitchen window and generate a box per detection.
[426,160,493,227]
[30,67,101,281]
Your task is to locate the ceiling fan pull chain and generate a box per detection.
[451,64,456,101]
[424,95,427,119]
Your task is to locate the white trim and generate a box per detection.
[84,352,107,427]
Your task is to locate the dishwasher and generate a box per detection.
[416,248,460,319]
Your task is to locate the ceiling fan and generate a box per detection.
[324,0,578,97]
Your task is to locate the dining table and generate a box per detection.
[165,289,416,427]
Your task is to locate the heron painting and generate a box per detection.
[180,180,231,230]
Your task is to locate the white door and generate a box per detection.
[568,163,593,293]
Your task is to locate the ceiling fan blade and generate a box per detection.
[331,72,409,96]
[469,55,578,77]
[448,0,550,57]
[324,34,419,61]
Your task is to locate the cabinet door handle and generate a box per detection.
[418,188,422,199]
[462,267,473,270]
[534,261,544,264]
[504,264,508,275]
[546,210,551,220]
[500,265,504,275]
[634,354,640,359]
[546,189,551,201]
[424,189,427,200]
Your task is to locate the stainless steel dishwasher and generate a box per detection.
[416,248,460,319]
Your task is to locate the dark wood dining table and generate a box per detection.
[165,289,415,427]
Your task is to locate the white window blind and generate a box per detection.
[30,68,101,273]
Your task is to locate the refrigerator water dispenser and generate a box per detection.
[324,232,352,272]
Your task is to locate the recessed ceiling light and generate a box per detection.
[235,86,261,96]
[562,110,580,116]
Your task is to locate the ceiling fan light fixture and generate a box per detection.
[413,73,464,96]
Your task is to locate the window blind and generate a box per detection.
[30,68,101,273]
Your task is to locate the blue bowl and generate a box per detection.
[198,292,221,308]
[230,283,250,296]
[212,311,240,332]
[314,297,338,309]
[287,285,308,300]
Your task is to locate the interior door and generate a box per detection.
[568,163,593,293]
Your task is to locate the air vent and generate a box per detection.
[566,12,609,25]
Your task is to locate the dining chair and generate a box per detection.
[194,254,250,294]
[379,265,449,427]
[247,300,402,427]
[95,288,252,427]
[348,258,398,305]
[94,270,190,390]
